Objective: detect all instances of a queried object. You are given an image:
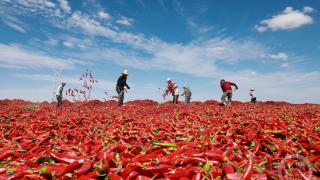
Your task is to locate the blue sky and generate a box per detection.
[0,0,319,103]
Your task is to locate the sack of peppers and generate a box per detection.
[0,99,320,179]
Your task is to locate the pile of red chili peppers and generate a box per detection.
[0,99,319,179]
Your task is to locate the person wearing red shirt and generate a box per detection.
[220,79,238,106]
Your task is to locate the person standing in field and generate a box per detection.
[181,87,192,105]
[56,82,66,108]
[249,88,257,103]
[220,79,238,106]
[163,78,179,104]
[116,69,130,106]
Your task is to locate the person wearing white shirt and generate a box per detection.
[56,82,66,107]
[249,88,256,103]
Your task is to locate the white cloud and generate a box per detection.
[270,52,289,60]
[14,73,115,91]
[303,6,314,13]
[0,43,73,69]
[68,37,268,77]
[2,20,26,33]
[116,16,134,26]
[256,6,314,32]
[43,0,56,8]
[280,62,289,68]
[98,11,110,19]
[0,0,63,18]
[63,41,74,48]
[0,88,54,102]
[62,36,92,49]
[58,0,71,14]
[65,11,153,51]
[0,15,27,33]
[46,37,59,46]
[255,25,267,33]
[186,19,214,34]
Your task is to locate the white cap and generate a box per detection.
[166,78,171,82]
[122,69,128,75]
[250,88,255,91]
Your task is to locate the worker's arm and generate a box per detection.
[231,83,238,90]
[124,78,130,89]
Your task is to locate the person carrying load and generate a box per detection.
[163,78,179,104]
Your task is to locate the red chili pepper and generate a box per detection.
[204,152,224,162]
[168,168,191,179]
[115,143,127,152]
[296,169,310,180]
[246,129,257,141]
[241,157,253,180]
[316,159,320,167]
[222,164,235,174]
[0,167,6,174]
[77,170,99,180]
[6,170,30,180]
[275,147,286,159]
[75,160,93,175]
[233,154,245,162]
[210,166,223,177]
[22,174,47,180]
[39,164,65,175]
[0,149,12,160]
[109,173,124,180]
[125,171,139,180]
[28,135,51,153]
[135,175,151,180]
[251,140,260,155]
[226,173,267,180]
[139,164,173,173]
[176,157,207,165]
[25,161,41,168]
[57,160,82,176]
[50,152,82,164]
[301,143,320,151]
[191,173,201,180]
[307,155,320,163]
[121,162,139,178]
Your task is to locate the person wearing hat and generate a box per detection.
[163,78,179,104]
[181,87,192,105]
[116,69,130,106]
[249,88,256,103]
[220,79,238,106]
[56,82,66,108]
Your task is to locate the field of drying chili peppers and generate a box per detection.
[0,99,320,180]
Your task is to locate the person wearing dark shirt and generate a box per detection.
[220,79,238,106]
[116,69,130,106]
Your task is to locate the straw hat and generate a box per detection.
[122,69,128,75]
